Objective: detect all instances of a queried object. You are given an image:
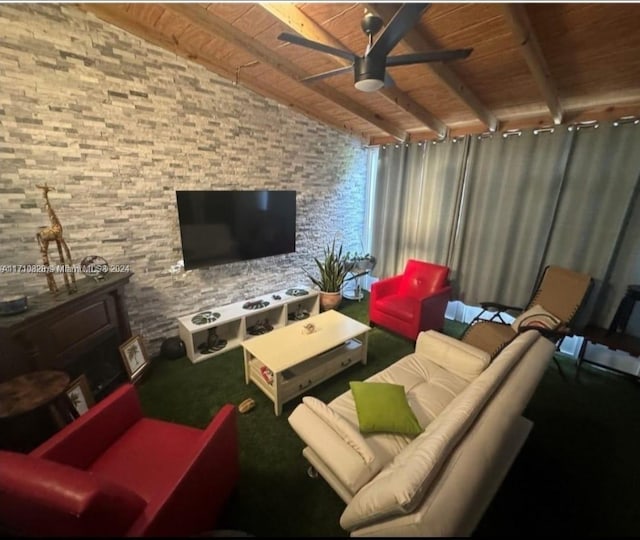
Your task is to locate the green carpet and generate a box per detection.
[138,296,640,537]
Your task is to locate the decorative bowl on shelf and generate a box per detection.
[81,255,110,281]
[191,311,221,325]
[247,319,274,336]
[285,288,308,297]
[288,308,310,321]
[0,295,28,316]
[242,300,270,310]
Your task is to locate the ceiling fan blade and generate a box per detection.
[386,48,473,67]
[300,66,353,84]
[368,3,431,59]
[384,72,396,88]
[278,32,356,62]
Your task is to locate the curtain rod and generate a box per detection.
[613,116,639,127]
[373,115,640,148]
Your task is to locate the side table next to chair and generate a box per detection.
[343,255,376,302]
[0,370,77,451]
[576,284,640,381]
[608,284,640,335]
[342,269,370,301]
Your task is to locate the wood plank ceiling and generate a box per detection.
[80,3,640,144]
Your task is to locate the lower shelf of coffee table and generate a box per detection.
[247,339,364,415]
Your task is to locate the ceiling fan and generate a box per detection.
[278,3,472,92]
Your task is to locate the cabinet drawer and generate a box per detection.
[50,299,114,352]
[323,339,363,375]
[279,339,364,401]
[280,363,328,401]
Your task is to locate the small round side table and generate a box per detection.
[608,284,640,335]
[0,370,78,451]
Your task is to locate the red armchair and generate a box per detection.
[0,383,238,537]
[369,259,451,340]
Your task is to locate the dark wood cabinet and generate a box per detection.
[0,272,133,381]
[0,272,134,450]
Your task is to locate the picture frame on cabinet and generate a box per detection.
[66,374,95,416]
[119,335,150,382]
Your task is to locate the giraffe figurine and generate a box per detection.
[36,183,77,294]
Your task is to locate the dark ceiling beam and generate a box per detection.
[261,2,447,138]
[161,3,408,141]
[501,4,564,125]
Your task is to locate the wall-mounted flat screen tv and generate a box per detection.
[176,190,296,270]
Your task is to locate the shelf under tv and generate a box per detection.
[177,287,320,363]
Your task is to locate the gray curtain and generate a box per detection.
[370,139,467,278]
[369,120,640,328]
[451,129,573,307]
[541,122,640,327]
[369,144,407,278]
[396,139,467,269]
[604,181,640,335]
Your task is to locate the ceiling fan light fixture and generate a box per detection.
[355,78,384,92]
[278,4,471,94]
[354,56,385,92]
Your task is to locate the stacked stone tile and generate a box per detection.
[0,4,368,356]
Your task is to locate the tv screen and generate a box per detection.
[176,190,296,270]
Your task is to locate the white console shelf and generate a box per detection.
[178,287,320,364]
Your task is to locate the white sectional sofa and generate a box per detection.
[288,329,555,537]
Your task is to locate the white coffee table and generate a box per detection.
[242,310,370,415]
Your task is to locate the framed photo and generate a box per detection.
[119,335,150,382]
[66,374,95,416]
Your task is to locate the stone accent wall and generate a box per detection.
[0,4,368,355]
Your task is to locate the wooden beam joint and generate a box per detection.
[502,4,563,125]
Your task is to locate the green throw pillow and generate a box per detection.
[349,381,423,437]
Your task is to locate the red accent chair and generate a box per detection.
[369,259,452,340]
[0,383,238,537]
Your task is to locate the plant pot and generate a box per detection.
[319,291,342,311]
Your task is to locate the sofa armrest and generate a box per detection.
[419,285,451,322]
[288,397,383,495]
[31,383,143,469]
[0,450,146,537]
[519,324,573,343]
[371,275,403,301]
[416,330,491,382]
[418,285,451,305]
[131,404,239,537]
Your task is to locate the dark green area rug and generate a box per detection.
[138,296,640,537]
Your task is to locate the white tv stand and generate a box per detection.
[178,287,320,364]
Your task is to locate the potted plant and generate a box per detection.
[305,238,353,311]
[345,251,377,273]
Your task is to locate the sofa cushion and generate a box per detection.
[375,294,415,322]
[303,397,377,464]
[340,331,540,531]
[88,418,202,501]
[511,304,561,332]
[416,330,491,382]
[288,397,384,494]
[329,352,469,468]
[0,451,147,537]
[397,260,449,297]
[350,382,422,437]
